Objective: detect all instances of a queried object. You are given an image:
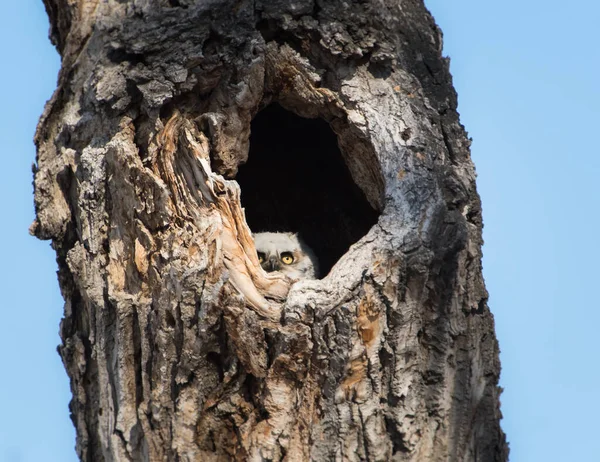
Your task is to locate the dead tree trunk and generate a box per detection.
[33,0,507,460]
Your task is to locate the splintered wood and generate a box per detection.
[154,113,289,320]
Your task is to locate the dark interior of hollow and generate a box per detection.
[236,104,379,278]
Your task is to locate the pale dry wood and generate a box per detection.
[154,113,290,320]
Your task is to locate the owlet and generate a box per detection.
[253,232,319,280]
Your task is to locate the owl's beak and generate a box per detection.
[268,256,280,271]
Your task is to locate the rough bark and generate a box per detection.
[33,0,508,461]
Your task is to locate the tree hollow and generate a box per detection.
[237,103,380,277]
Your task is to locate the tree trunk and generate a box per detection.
[33,0,508,461]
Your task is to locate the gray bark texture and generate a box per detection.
[33,0,508,461]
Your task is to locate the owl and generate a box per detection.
[253,232,319,280]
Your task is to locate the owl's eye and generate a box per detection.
[281,252,294,265]
[257,252,265,263]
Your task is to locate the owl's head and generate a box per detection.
[253,232,318,280]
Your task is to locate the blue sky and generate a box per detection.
[426,0,600,461]
[1,1,598,461]
[0,2,76,462]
